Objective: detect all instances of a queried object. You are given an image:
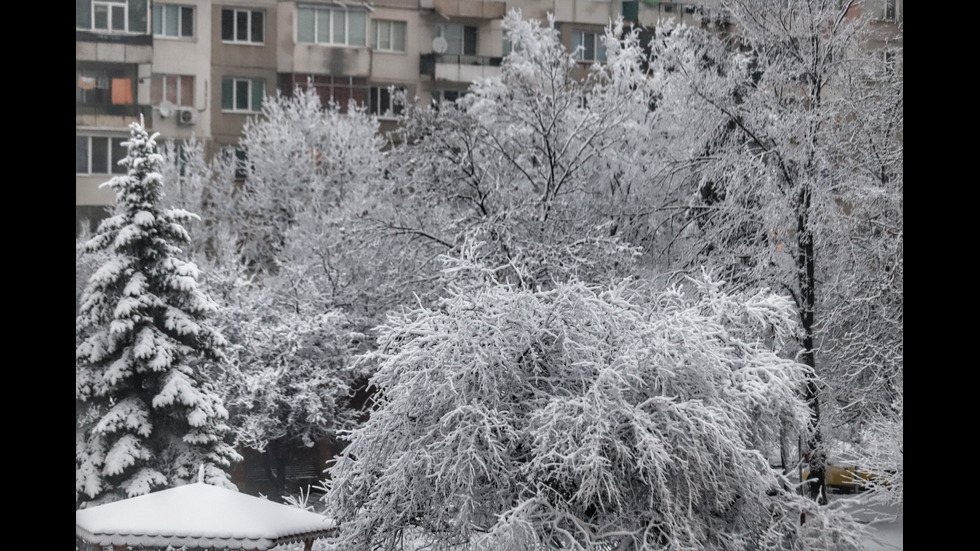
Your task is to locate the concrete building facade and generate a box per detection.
[76,0,902,233]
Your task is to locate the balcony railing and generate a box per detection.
[76,103,153,119]
[420,54,503,78]
[75,30,152,46]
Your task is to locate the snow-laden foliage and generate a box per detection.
[76,118,240,506]
[324,258,866,550]
[214,290,371,495]
[235,88,386,277]
[384,11,669,289]
[648,0,903,500]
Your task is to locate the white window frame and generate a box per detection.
[152,74,194,107]
[223,77,264,113]
[369,85,405,119]
[86,0,145,33]
[572,30,606,63]
[222,8,264,44]
[153,3,194,38]
[433,23,477,56]
[76,135,128,175]
[372,20,406,52]
[296,6,367,47]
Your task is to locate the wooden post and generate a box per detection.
[304,538,314,551]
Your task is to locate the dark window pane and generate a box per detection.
[94,5,109,30]
[236,80,249,110]
[584,33,595,61]
[91,137,109,174]
[111,5,126,31]
[128,0,147,33]
[222,78,233,109]
[235,147,248,179]
[111,138,128,174]
[237,11,248,41]
[251,80,264,111]
[464,26,477,56]
[181,6,194,37]
[221,9,234,41]
[369,88,379,115]
[77,0,92,29]
[76,136,90,174]
[251,11,263,43]
[380,88,391,114]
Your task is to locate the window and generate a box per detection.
[76,136,128,175]
[151,75,194,106]
[372,20,406,52]
[572,31,606,63]
[280,74,369,113]
[221,78,264,112]
[153,3,193,38]
[434,24,476,56]
[369,86,405,118]
[222,8,264,44]
[431,89,466,107]
[76,0,148,33]
[77,65,136,106]
[297,6,366,46]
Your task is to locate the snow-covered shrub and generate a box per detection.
[324,259,864,550]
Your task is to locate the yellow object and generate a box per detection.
[803,464,876,493]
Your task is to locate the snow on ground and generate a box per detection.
[854,501,904,551]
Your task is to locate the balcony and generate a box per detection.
[423,0,506,19]
[420,54,502,83]
[76,103,153,128]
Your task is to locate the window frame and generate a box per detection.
[76,135,129,175]
[152,3,194,39]
[369,85,405,119]
[77,0,148,34]
[221,7,265,45]
[222,77,265,113]
[433,23,477,56]
[572,30,606,63]
[296,5,367,47]
[151,74,195,107]
[372,19,407,52]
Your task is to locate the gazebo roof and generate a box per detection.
[75,483,336,550]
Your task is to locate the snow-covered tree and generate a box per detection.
[383,12,665,289]
[234,87,386,278]
[648,0,903,501]
[324,257,868,550]
[217,294,371,496]
[76,118,241,506]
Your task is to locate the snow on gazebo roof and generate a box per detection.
[75,483,336,550]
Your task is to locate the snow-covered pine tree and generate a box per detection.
[76,117,241,507]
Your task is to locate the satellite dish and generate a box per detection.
[158,100,175,118]
[432,36,448,54]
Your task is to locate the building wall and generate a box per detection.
[151,0,214,142]
[78,0,902,230]
[211,0,279,147]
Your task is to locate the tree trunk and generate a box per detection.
[797,186,827,506]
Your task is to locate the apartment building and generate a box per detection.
[76,1,902,233]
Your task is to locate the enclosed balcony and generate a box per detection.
[422,0,506,19]
[420,54,502,83]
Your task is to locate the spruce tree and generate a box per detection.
[76,118,240,506]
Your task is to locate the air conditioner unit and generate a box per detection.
[177,108,198,125]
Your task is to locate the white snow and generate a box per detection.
[75,482,336,550]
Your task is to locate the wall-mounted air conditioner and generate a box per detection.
[177,108,198,125]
